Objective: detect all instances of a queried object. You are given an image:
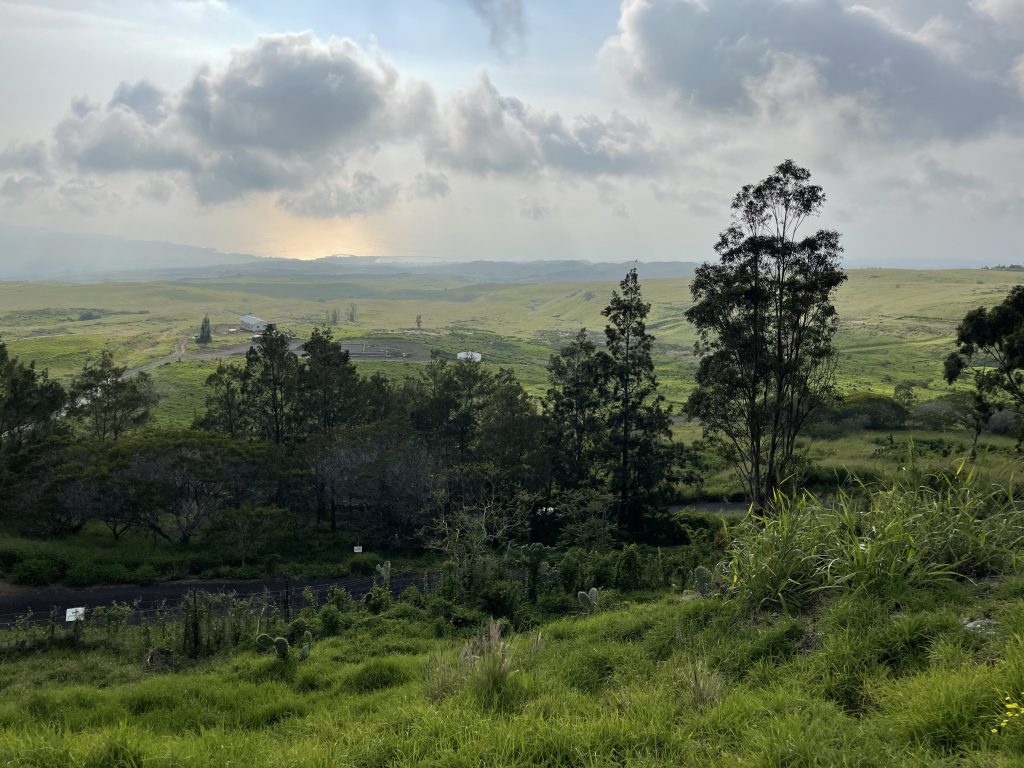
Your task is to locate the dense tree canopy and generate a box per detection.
[946,285,1024,434]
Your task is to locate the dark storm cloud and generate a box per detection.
[603,0,1023,140]
[426,74,667,177]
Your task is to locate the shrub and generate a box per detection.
[325,586,355,613]
[362,585,392,614]
[478,579,524,619]
[285,618,309,645]
[318,604,342,636]
[11,557,62,586]
[614,544,644,591]
[558,549,586,593]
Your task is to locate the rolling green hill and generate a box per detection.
[0,268,1020,425]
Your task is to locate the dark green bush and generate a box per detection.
[614,545,643,590]
[11,556,63,585]
[285,618,309,644]
[318,605,342,636]
[362,585,391,614]
[478,579,524,619]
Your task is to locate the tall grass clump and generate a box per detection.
[461,619,526,712]
[729,471,1024,610]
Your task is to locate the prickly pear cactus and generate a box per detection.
[375,561,392,589]
[577,587,599,612]
[299,630,313,661]
[255,633,274,651]
[693,565,713,598]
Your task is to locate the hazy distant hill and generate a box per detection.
[0,227,698,283]
[0,226,261,280]
[181,256,700,283]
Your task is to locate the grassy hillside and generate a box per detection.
[1,268,1020,504]
[1,269,1020,416]
[4,560,1024,764]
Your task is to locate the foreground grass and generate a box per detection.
[4,577,1024,766]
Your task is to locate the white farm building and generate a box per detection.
[240,315,268,332]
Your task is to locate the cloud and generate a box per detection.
[279,171,399,217]
[58,177,123,215]
[46,32,438,214]
[0,141,49,173]
[408,171,450,200]
[178,33,432,155]
[466,0,526,55]
[0,141,53,202]
[136,177,177,203]
[427,73,667,177]
[55,96,193,174]
[971,0,1024,30]
[517,195,552,219]
[602,0,1022,140]
[109,80,170,125]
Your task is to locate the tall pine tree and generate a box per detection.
[602,268,673,532]
[544,328,609,491]
[197,315,212,344]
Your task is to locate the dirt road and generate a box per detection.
[123,336,432,379]
[0,571,436,627]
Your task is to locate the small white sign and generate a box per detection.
[353,545,363,553]
[65,607,85,622]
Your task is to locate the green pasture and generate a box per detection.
[2,268,1020,425]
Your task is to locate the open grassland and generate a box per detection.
[1,268,1021,501]
[5,578,1024,766]
[2,269,1020,413]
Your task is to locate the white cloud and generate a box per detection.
[426,73,668,177]
[279,171,400,218]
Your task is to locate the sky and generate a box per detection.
[1,0,1023,266]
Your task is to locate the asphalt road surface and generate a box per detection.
[0,571,436,627]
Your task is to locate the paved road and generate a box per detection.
[0,571,436,627]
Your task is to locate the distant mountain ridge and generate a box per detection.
[0,227,699,283]
[0,226,260,280]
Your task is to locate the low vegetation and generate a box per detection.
[1,479,1024,765]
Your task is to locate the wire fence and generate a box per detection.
[0,569,439,631]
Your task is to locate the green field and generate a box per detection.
[1,269,1020,422]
